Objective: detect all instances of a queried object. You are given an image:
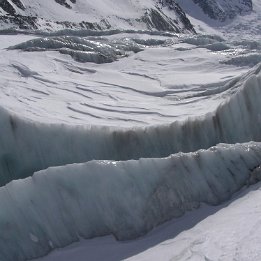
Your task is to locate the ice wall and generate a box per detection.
[0,142,261,261]
[0,64,260,186]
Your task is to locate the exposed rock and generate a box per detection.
[0,0,16,15]
[158,0,195,32]
[11,0,25,10]
[186,0,253,22]
[197,0,252,21]
[0,0,195,32]
[54,0,72,9]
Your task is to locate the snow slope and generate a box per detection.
[0,0,195,32]
[221,0,261,38]
[128,182,261,261]
[1,29,260,128]
[176,0,253,25]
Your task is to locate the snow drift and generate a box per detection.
[1,142,261,261]
[0,64,260,186]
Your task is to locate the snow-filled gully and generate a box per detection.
[0,63,261,260]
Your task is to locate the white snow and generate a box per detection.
[0,30,258,127]
[18,0,153,23]
[128,182,261,261]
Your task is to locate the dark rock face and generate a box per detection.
[141,8,178,32]
[0,0,17,15]
[141,6,195,33]
[0,0,108,30]
[192,0,253,21]
[0,0,25,14]
[54,0,76,9]
[0,14,38,29]
[0,14,106,30]
[0,0,194,32]
[158,0,195,33]
[12,0,25,10]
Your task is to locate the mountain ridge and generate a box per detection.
[0,0,195,32]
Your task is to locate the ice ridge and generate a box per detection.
[0,64,260,186]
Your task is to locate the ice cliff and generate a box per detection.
[0,64,260,187]
[0,142,261,261]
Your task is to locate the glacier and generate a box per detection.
[1,142,261,261]
[0,0,260,260]
[0,64,260,186]
[8,35,153,64]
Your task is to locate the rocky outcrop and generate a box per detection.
[195,0,252,21]
[0,0,195,33]
[54,0,76,9]
[190,0,252,22]
[158,0,195,32]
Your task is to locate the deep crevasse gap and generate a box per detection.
[1,142,261,261]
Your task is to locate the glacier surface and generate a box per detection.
[0,1,260,260]
[0,64,260,186]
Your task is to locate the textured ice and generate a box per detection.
[233,39,261,51]
[181,34,225,46]
[9,36,144,63]
[0,64,260,186]
[2,32,254,129]
[181,34,231,51]
[131,38,169,46]
[9,34,176,63]
[204,42,230,51]
[0,28,178,37]
[1,142,261,261]
[222,53,261,67]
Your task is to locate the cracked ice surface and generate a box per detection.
[1,30,259,127]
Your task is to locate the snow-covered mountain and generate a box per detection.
[0,0,195,32]
[0,0,255,32]
[176,0,253,24]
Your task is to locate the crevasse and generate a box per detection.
[0,64,260,186]
[0,61,260,260]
